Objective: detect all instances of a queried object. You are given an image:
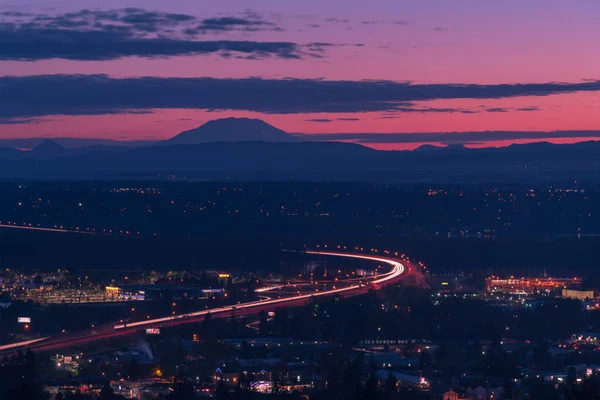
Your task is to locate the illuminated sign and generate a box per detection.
[202,289,224,294]
[145,328,160,335]
[441,282,449,286]
[18,317,31,323]
[218,274,230,279]
[249,381,273,394]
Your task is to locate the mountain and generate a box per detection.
[0,147,23,160]
[0,139,599,183]
[0,137,155,149]
[2,120,600,183]
[413,144,445,152]
[166,117,298,144]
[29,140,69,158]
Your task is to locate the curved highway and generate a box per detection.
[0,251,406,354]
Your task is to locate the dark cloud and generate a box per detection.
[325,18,408,26]
[29,8,193,33]
[0,26,304,61]
[0,117,46,125]
[324,18,349,23]
[46,18,91,28]
[337,118,360,121]
[189,16,281,34]
[121,11,195,24]
[303,131,600,144]
[0,75,598,119]
[394,107,477,114]
[154,117,194,123]
[305,118,333,123]
[485,106,540,113]
[119,10,196,33]
[516,106,540,111]
[0,8,305,60]
[1,11,32,17]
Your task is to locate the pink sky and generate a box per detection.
[0,0,599,148]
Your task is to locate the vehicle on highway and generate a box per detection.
[3,251,405,354]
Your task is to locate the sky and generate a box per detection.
[0,0,599,149]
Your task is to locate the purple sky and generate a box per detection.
[1,0,599,149]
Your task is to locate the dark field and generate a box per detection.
[1,228,599,279]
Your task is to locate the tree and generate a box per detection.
[419,350,433,370]
[274,308,289,336]
[272,372,280,394]
[215,379,230,400]
[24,349,37,381]
[259,310,269,336]
[169,379,197,400]
[98,382,114,399]
[6,349,48,400]
[384,370,397,395]
[364,371,380,400]
[363,354,380,400]
[126,358,140,380]
[567,366,577,386]
[246,284,256,301]
[16,348,24,364]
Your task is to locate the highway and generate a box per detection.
[0,223,87,234]
[0,250,407,355]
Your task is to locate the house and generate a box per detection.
[442,389,467,400]
[376,370,429,390]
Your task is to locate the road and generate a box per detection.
[0,223,87,234]
[0,250,408,355]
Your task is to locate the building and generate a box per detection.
[105,286,146,301]
[358,338,434,353]
[563,289,594,301]
[486,276,581,294]
[376,370,429,390]
[443,390,467,400]
[213,368,271,387]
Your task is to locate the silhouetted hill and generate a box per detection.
[0,138,600,183]
[413,144,444,152]
[30,140,67,158]
[0,147,23,155]
[0,137,155,149]
[167,117,298,144]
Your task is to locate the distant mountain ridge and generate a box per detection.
[30,140,68,157]
[1,118,600,183]
[0,137,155,149]
[166,117,298,144]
